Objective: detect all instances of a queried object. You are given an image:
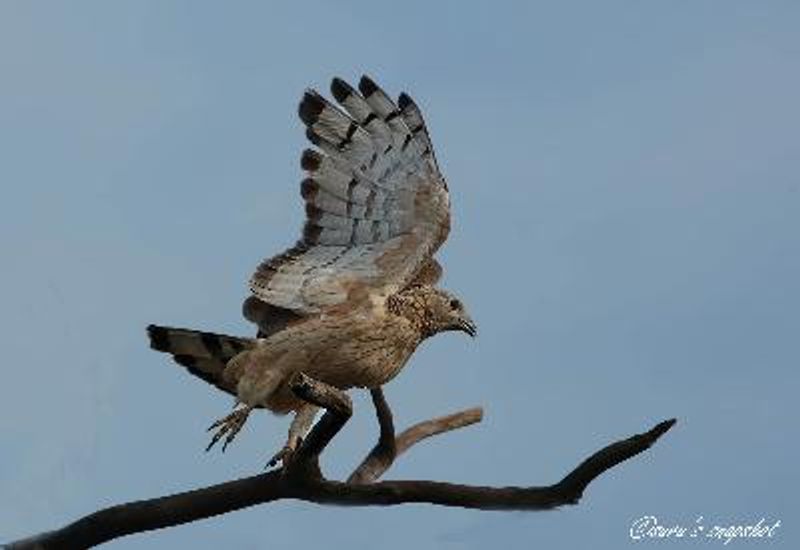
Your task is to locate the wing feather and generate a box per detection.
[250,76,450,313]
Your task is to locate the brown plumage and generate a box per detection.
[147,75,474,462]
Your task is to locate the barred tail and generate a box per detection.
[147,324,255,397]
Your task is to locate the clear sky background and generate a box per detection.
[1,2,798,548]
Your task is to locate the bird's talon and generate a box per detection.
[264,444,296,470]
[205,406,252,453]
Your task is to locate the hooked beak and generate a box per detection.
[456,316,477,338]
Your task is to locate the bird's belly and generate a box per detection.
[304,337,415,389]
[262,339,414,413]
[257,314,419,412]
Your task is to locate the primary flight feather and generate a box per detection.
[148,75,475,464]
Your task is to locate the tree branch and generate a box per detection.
[396,407,484,456]
[5,376,676,550]
[285,372,352,478]
[348,388,482,484]
[347,388,398,484]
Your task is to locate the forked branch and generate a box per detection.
[348,388,483,484]
[6,376,675,550]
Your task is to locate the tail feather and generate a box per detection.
[147,324,255,397]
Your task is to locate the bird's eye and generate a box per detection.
[449,299,461,310]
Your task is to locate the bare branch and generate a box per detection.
[555,417,677,503]
[396,407,483,455]
[6,416,676,549]
[349,389,482,484]
[7,372,356,550]
[347,388,397,484]
[286,372,352,473]
[370,388,397,454]
[6,472,286,550]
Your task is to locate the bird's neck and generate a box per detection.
[386,289,437,340]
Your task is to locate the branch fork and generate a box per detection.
[7,372,676,549]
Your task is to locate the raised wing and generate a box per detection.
[249,76,450,314]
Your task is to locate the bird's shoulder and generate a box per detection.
[255,295,408,348]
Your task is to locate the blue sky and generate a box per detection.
[1,1,798,548]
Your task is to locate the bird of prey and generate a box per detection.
[147,75,475,464]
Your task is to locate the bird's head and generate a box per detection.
[414,287,477,339]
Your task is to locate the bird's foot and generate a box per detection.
[206,405,253,452]
[264,436,302,469]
